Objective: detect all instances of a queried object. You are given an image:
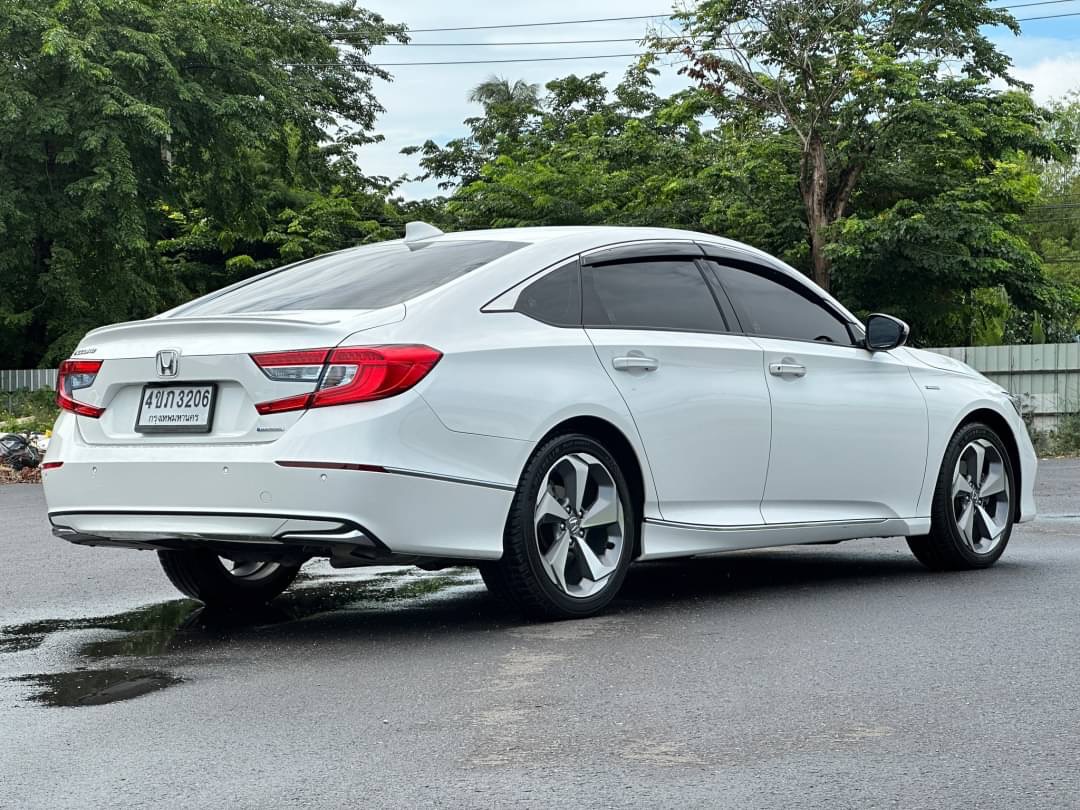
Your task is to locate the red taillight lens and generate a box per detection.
[56,359,105,418]
[252,345,442,415]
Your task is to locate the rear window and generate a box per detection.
[167,239,529,316]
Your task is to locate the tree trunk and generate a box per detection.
[800,135,832,292]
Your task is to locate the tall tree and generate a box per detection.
[404,75,540,189]
[663,0,1028,292]
[0,0,400,367]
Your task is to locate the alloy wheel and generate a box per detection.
[951,438,1011,555]
[533,452,625,599]
[219,558,282,581]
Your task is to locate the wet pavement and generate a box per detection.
[1,461,1079,808]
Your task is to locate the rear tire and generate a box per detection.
[158,550,300,607]
[493,433,637,620]
[907,422,1016,571]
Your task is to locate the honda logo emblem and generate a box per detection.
[156,349,180,378]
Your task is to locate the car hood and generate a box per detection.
[902,347,985,379]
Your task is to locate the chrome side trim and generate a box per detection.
[643,516,895,532]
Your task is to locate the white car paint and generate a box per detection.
[43,225,1037,568]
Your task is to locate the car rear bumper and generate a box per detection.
[45,461,515,561]
[42,395,526,561]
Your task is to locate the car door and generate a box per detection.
[581,243,772,527]
[704,258,929,525]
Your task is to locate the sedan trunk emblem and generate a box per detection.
[156,349,180,378]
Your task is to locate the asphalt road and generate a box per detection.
[2,462,1079,809]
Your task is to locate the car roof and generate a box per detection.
[409,225,862,327]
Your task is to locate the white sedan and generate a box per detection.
[43,224,1037,618]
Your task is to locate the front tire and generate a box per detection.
[907,422,1016,570]
[491,433,637,620]
[158,550,300,607]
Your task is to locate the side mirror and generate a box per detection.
[865,313,910,351]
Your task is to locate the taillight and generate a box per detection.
[251,345,442,415]
[56,359,105,418]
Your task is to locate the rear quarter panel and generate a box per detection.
[343,303,661,516]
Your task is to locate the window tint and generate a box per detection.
[710,262,854,345]
[168,240,528,316]
[582,260,727,332]
[515,261,581,326]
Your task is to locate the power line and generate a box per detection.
[994,0,1080,7]
[331,2,1079,38]
[1016,9,1080,18]
[358,52,648,67]
[375,37,664,47]
[366,14,673,35]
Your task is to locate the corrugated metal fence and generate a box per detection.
[926,343,1080,429]
[2,343,1079,426]
[0,368,57,392]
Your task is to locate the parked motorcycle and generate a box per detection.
[0,433,41,471]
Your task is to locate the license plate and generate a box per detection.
[135,383,217,434]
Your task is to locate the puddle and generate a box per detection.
[1,567,478,707]
[14,669,183,707]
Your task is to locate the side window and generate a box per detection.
[514,261,581,326]
[709,262,854,345]
[582,260,727,333]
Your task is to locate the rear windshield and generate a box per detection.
[167,239,529,316]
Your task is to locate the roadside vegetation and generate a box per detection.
[0,389,58,435]
[1,0,1078,367]
[1027,413,1080,457]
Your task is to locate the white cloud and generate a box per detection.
[1011,54,1080,104]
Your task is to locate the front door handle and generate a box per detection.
[613,355,659,372]
[769,360,806,378]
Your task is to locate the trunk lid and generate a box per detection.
[69,307,404,445]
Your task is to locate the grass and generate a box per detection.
[0,388,59,434]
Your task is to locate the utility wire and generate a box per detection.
[994,0,1080,7]
[375,37,666,47]
[370,14,672,34]
[1016,9,1080,17]
[328,1,1080,38]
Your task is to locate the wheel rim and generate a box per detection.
[534,452,625,599]
[952,439,1011,555]
[219,558,282,581]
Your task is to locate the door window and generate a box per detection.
[709,262,854,345]
[582,260,727,333]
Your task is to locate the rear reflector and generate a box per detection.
[56,359,105,418]
[276,461,386,472]
[252,345,442,415]
[42,461,64,470]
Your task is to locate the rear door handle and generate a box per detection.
[768,360,806,378]
[613,355,659,372]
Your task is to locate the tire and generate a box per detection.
[493,433,637,620]
[907,422,1016,571]
[158,550,301,608]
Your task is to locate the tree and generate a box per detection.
[829,86,1064,346]
[0,0,401,367]
[664,0,1030,292]
[420,64,1067,345]
[403,75,540,190]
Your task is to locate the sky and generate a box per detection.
[356,1,1080,199]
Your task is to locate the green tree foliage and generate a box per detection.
[0,0,400,366]
[1026,93,1080,338]
[665,0,1032,293]
[418,65,1066,345]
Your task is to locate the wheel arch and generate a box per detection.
[956,407,1023,522]
[534,415,648,557]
